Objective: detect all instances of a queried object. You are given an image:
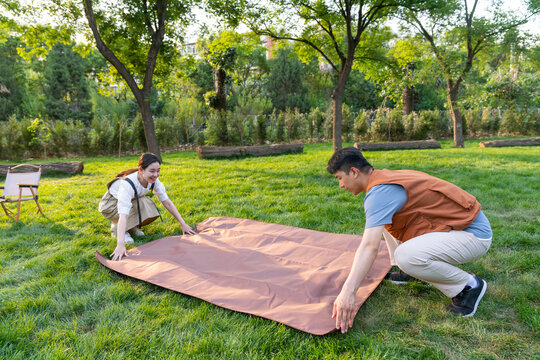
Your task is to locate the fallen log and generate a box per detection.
[354,140,441,151]
[479,138,540,148]
[198,144,304,159]
[0,161,84,176]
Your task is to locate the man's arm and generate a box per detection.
[332,225,384,333]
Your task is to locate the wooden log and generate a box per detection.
[479,138,540,148]
[0,161,84,176]
[354,140,441,151]
[198,144,304,159]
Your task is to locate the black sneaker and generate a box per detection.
[385,268,419,285]
[446,274,487,317]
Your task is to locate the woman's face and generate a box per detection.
[140,161,160,184]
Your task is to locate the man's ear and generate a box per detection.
[350,167,360,178]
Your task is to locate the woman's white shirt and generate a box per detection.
[108,172,169,215]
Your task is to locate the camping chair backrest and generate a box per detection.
[2,165,41,198]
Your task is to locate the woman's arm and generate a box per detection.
[161,199,196,235]
[110,214,129,261]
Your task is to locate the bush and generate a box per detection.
[353,110,370,141]
[307,107,325,139]
[370,109,405,141]
[464,109,482,137]
[89,116,114,154]
[205,110,229,146]
[419,110,451,139]
[254,115,267,145]
[481,107,500,135]
[285,109,304,141]
[499,108,524,135]
[341,104,355,142]
[523,110,540,135]
[276,112,286,143]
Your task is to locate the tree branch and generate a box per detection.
[252,25,338,72]
[83,0,142,100]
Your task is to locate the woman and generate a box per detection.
[99,153,196,261]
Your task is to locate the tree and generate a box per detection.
[267,47,309,113]
[401,0,538,147]
[82,0,192,158]
[0,37,27,121]
[43,42,93,123]
[217,0,405,151]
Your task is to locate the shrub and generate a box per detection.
[89,116,114,154]
[254,115,267,145]
[307,107,325,139]
[523,110,540,135]
[353,110,370,141]
[341,104,355,142]
[481,107,500,135]
[285,109,303,141]
[276,112,286,143]
[205,110,229,146]
[464,109,482,137]
[419,110,451,139]
[499,107,524,135]
[370,109,405,141]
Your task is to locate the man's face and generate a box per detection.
[334,169,363,195]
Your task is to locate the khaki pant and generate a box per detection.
[383,229,492,298]
[98,191,160,231]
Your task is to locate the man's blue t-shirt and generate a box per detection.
[364,184,492,239]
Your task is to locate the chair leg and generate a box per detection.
[16,188,22,222]
[30,187,44,216]
[1,202,13,220]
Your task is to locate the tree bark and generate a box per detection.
[447,81,465,148]
[402,86,414,115]
[197,144,303,159]
[331,59,353,151]
[214,67,227,112]
[137,97,161,155]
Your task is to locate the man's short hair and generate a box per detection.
[327,147,373,175]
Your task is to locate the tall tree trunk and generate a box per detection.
[447,82,465,148]
[214,68,227,112]
[402,86,414,115]
[137,96,161,156]
[331,60,353,151]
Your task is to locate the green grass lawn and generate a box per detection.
[1,140,539,359]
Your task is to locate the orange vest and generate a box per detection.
[366,169,482,242]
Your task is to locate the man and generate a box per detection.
[328,147,492,333]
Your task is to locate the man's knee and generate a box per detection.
[394,243,423,272]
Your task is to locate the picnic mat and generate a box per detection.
[96,216,391,335]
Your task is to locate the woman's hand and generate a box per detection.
[110,243,128,261]
[181,223,196,235]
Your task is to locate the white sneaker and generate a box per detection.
[111,223,117,238]
[129,227,145,237]
[124,232,134,245]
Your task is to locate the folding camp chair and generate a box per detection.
[0,164,44,222]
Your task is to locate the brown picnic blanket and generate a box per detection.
[96,216,391,335]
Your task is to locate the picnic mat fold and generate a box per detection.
[96,216,391,335]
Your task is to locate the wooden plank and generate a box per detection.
[0,161,84,176]
[198,144,304,159]
[354,140,441,151]
[479,138,540,148]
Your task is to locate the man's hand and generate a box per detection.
[332,288,356,333]
[110,244,128,261]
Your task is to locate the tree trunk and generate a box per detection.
[214,67,227,112]
[138,97,161,157]
[331,61,353,151]
[402,86,414,115]
[447,83,465,148]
